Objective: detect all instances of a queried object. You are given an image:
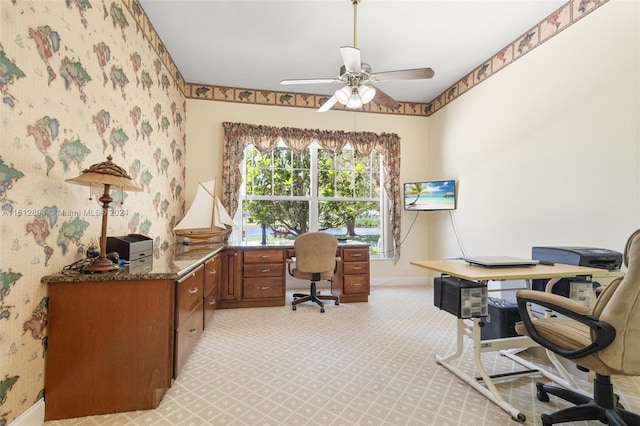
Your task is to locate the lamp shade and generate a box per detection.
[66,155,142,192]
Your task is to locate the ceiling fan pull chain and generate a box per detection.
[352,0,359,48]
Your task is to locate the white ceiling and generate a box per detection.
[139,0,566,104]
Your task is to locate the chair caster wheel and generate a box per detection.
[511,413,525,422]
[292,305,297,311]
[536,383,549,402]
[335,301,339,305]
[320,308,325,313]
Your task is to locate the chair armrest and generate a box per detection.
[517,289,591,315]
[515,289,616,359]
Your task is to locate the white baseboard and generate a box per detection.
[372,276,430,287]
[10,398,44,426]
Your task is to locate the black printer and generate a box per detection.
[531,246,622,297]
[532,246,622,271]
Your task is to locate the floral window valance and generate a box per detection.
[221,122,402,261]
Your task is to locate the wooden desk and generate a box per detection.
[411,259,603,422]
[42,244,224,421]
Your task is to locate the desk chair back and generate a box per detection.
[591,228,640,375]
[292,232,339,280]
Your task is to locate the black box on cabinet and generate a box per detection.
[434,276,488,318]
[106,234,153,261]
[481,298,521,340]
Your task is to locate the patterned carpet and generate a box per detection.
[44,285,640,425]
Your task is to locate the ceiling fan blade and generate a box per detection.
[371,67,435,82]
[340,46,361,74]
[372,87,401,111]
[280,78,340,85]
[318,95,338,113]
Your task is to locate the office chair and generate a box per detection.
[287,232,340,313]
[514,229,640,426]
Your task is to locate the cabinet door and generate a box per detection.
[204,254,221,326]
[220,249,242,301]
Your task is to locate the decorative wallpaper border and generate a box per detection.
[178,0,608,117]
[124,0,187,95]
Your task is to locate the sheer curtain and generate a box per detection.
[221,122,402,261]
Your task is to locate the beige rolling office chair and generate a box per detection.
[515,229,640,426]
[287,232,340,313]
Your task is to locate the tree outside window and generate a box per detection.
[243,143,382,251]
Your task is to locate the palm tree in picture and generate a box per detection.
[406,182,430,207]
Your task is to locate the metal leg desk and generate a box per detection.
[411,260,604,422]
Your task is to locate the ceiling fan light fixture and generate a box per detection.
[346,90,364,109]
[335,86,352,105]
[358,85,376,104]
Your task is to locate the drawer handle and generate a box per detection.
[258,269,271,273]
[188,328,198,337]
[259,255,270,259]
[351,283,362,286]
[189,287,199,295]
[209,299,216,305]
[259,286,271,290]
[352,266,363,270]
[351,253,363,257]
[209,270,217,275]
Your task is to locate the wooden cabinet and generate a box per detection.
[174,264,204,377]
[335,246,370,303]
[243,249,285,300]
[44,279,175,420]
[220,248,242,302]
[42,247,223,421]
[219,248,286,308]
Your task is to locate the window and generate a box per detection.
[241,143,387,256]
[221,122,402,261]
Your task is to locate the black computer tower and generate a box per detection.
[434,276,488,319]
[481,298,521,340]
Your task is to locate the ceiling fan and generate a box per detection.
[280,0,435,112]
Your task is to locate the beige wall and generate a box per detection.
[427,0,639,271]
[185,101,432,283]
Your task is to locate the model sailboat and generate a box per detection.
[173,179,235,242]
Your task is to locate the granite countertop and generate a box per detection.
[41,243,224,283]
[42,239,370,284]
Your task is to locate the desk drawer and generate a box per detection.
[174,307,203,377]
[344,274,369,294]
[244,249,284,264]
[342,248,369,262]
[244,262,284,278]
[204,282,218,326]
[343,261,368,274]
[244,277,284,299]
[176,265,204,327]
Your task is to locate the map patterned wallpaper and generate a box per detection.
[0,1,186,423]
